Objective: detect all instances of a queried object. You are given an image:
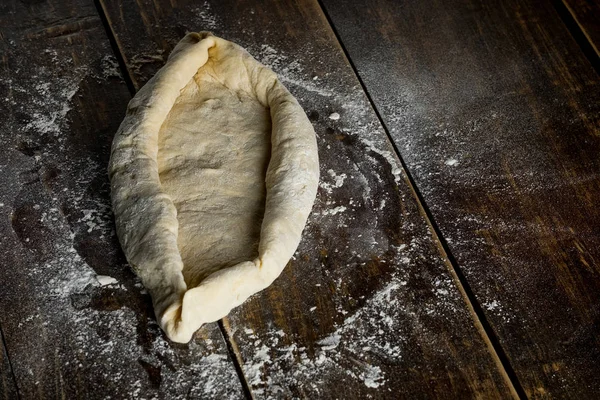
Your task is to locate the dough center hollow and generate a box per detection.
[157,71,271,288]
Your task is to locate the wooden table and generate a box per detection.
[1,0,598,398]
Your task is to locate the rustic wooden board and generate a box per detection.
[563,0,600,58]
[320,0,600,397]
[99,0,517,398]
[0,330,17,400]
[0,0,244,398]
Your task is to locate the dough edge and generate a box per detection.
[108,32,319,343]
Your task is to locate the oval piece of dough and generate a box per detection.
[108,32,319,343]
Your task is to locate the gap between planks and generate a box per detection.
[93,1,255,397]
[219,319,254,400]
[94,0,138,94]
[0,325,20,400]
[314,1,527,399]
[553,0,600,75]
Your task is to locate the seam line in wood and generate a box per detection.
[554,0,600,75]
[0,325,21,400]
[218,319,254,400]
[315,1,527,398]
[95,0,138,94]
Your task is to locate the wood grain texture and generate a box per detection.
[99,0,516,398]
[0,0,243,398]
[563,0,600,57]
[320,0,600,398]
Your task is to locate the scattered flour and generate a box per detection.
[239,279,423,394]
[321,205,347,216]
[99,54,123,80]
[96,275,118,286]
[316,333,341,351]
[191,1,220,30]
[482,299,513,323]
[254,44,335,98]
[22,75,82,137]
[360,139,403,182]
[319,169,347,194]
[361,365,385,389]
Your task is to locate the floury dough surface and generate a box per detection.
[160,66,271,289]
[109,32,319,343]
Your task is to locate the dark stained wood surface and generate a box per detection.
[0,0,243,398]
[563,0,600,58]
[99,0,517,398]
[320,0,600,398]
[4,0,599,397]
[0,330,17,400]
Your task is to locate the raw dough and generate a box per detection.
[108,32,319,343]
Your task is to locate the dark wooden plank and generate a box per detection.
[320,0,600,397]
[0,0,244,398]
[0,330,18,400]
[563,0,600,58]
[99,0,518,398]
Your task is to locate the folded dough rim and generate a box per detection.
[108,32,319,343]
